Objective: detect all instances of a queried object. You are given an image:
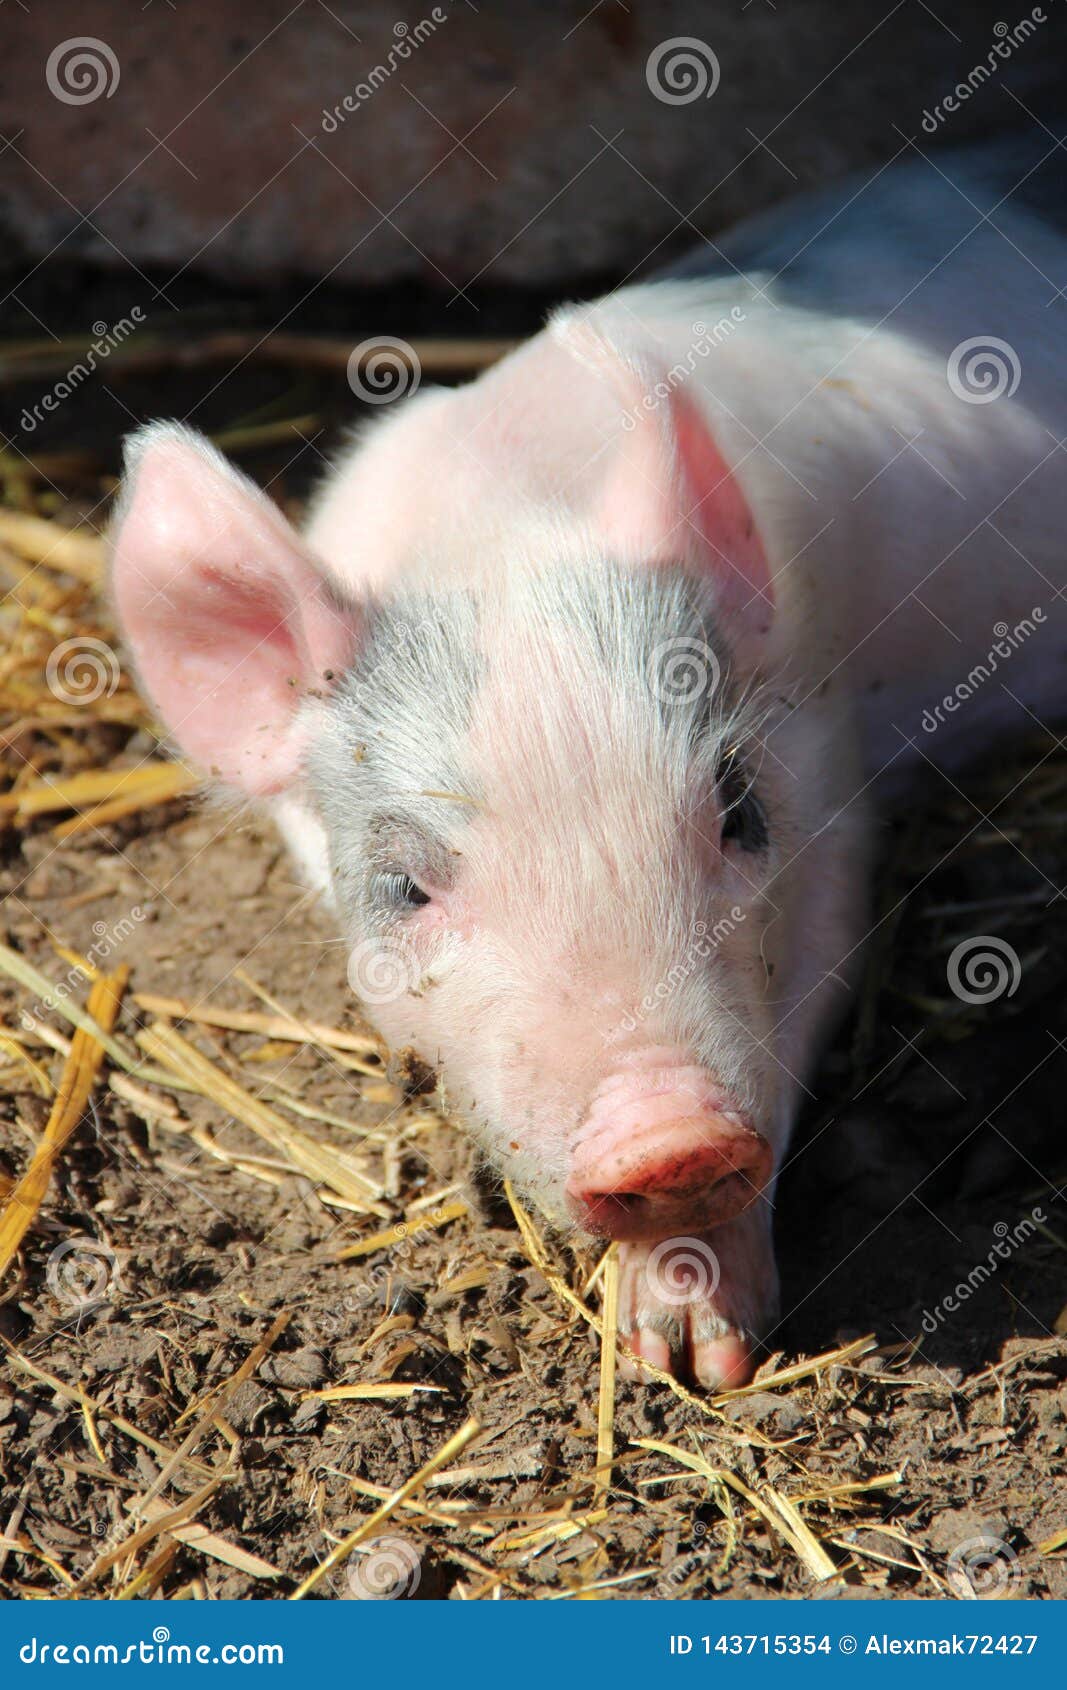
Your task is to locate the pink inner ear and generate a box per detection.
[565,319,774,642]
[111,426,356,795]
[671,390,773,639]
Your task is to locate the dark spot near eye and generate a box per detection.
[717,749,768,852]
[387,1046,437,1099]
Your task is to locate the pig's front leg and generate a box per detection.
[616,1203,778,1389]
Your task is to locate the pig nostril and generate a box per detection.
[568,1095,774,1240]
[602,1191,649,1217]
[574,1188,654,1231]
[570,1160,766,1236]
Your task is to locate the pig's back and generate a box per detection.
[638,131,1067,775]
[659,128,1067,305]
[307,128,1067,783]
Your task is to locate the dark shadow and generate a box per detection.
[777,740,1067,1376]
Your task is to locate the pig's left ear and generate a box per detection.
[557,317,774,648]
[110,423,359,796]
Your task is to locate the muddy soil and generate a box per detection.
[1,736,1064,1600]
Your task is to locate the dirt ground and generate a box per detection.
[0,651,1063,1602]
[0,335,1064,1599]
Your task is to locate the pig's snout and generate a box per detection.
[565,1053,772,1242]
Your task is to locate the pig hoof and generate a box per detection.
[615,1214,777,1390]
[618,1327,756,1390]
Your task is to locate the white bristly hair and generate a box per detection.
[305,528,856,1224]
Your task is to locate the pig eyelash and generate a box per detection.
[376,871,432,910]
[716,747,769,852]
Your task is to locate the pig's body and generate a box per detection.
[306,137,1067,788]
[112,133,1067,1388]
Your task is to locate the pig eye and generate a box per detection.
[716,750,768,853]
[379,872,432,910]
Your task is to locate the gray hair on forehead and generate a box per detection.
[307,557,755,915]
[307,586,481,909]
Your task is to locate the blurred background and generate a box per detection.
[5,0,1067,487]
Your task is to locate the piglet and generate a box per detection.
[110,133,1067,1386]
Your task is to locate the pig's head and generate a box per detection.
[109,337,832,1276]
[308,556,787,1245]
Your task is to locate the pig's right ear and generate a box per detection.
[554,312,774,660]
[110,423,359,797]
